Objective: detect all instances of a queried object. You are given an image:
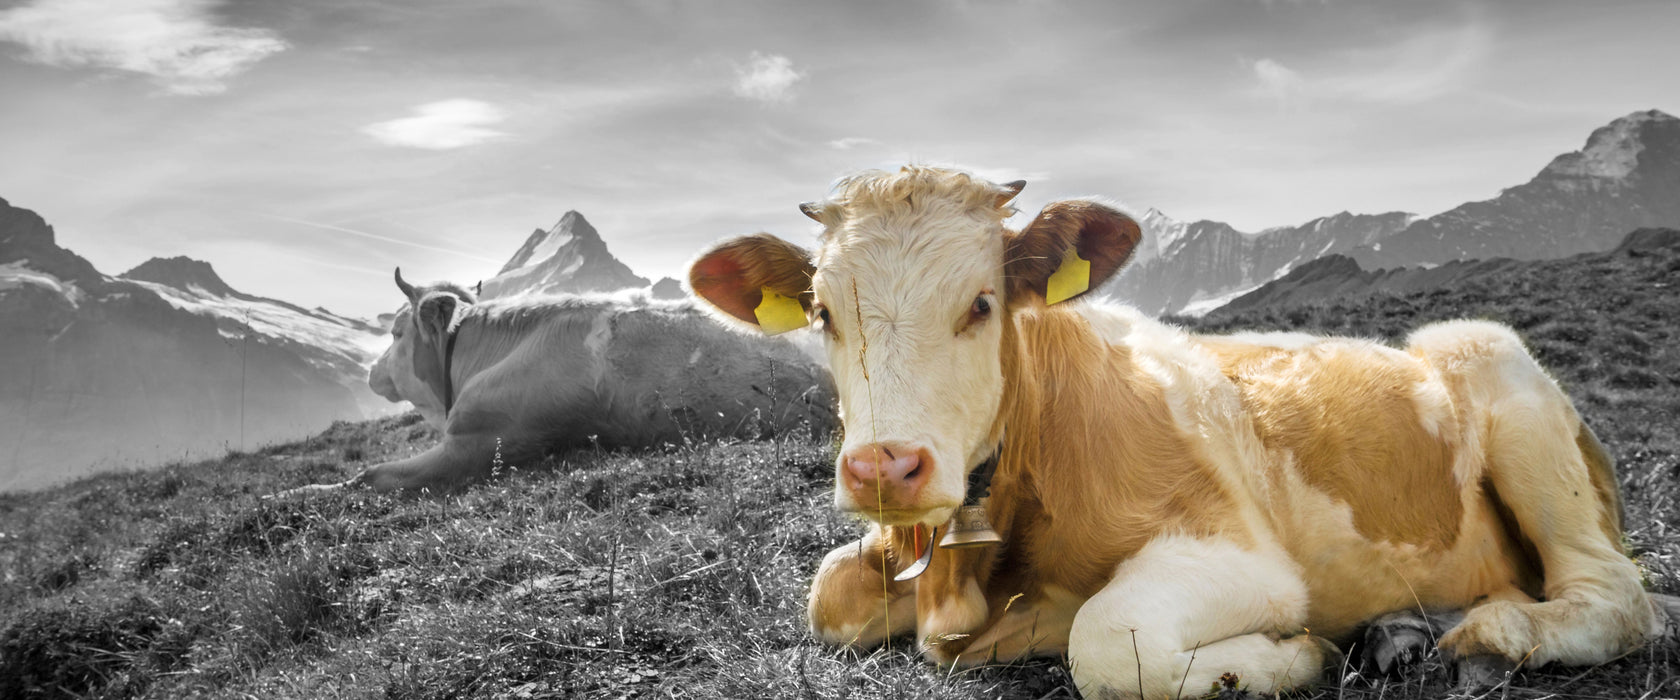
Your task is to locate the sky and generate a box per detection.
[0,0,1676,319]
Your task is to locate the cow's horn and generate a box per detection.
[799,202,823,222]
[997,180,1026,206]
[394,267,417,301]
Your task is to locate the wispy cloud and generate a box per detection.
[361,99,507,150]
[262,214,504,264]
[0,0,285,95]
[732,52,804,103]
[1246,22,1489,106]
[828,136,878,150]
[1250,57,1305,103]
[1325,23,1489,104]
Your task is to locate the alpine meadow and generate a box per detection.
[3,2,1680,699]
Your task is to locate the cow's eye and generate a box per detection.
[813,304,835,337]
[960,293,993,334]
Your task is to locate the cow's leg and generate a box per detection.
[808,527,917,648]
[355,433,499,492]
[1415,328,1658,670]
[935,586,1081,666]
[1068,535,1325,700]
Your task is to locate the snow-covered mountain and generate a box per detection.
[119,256,389,416]
[1104,109,1680,317]
[1103,209,1416,316]
[480,211,651,299]
[480,211,688,300]
[1351,109,1680,269]
[0,198,387,492]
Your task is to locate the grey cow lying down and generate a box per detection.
[287,270,835,493]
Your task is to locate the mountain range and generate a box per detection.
[3,108,1674,490]
[0,199,388,491]
[0,205,688,491]
[1105,109,1680,316]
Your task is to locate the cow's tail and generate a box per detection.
[1577,420,1625,545]
[1578,420,1680,641]
[1655,594,1680,641]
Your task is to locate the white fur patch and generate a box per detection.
[1069,535,1314,699]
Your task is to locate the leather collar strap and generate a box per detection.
[441,327,459,415]
[964,443,1001,505]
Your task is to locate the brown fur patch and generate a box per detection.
[1205,339,1464,549]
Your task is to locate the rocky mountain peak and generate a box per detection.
[479,210,651,299]
[0,196,106,288]
[121,256,237,296]
[1541,109,1678,180]
[498,210,601,275]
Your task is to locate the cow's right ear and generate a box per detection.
[688,233,816,335]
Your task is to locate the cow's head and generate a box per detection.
[690,166,1140,527]
[368,268,476,429]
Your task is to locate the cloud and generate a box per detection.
[361,99,507,150]
[1322,23,1488,104]
[261,214,504,264]
[0,0,286,95]
[732,52,804,103]
[828,136,878,150]
[1245,23,1489,106]
[1250,57,1305,103]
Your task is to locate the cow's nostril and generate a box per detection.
[904,462,923,481]
[883,446,896,460]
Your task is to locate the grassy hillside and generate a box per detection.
[2,231,1677,699]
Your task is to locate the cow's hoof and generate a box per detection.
[1361,611,1433,676]
[1451,653,1516,691]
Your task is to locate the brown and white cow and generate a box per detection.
[688,166,1666,698]
[289,270,834,493]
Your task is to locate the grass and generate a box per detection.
[1,235,1677,699]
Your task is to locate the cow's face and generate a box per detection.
[369,305,448,426]
[690,167,1140,527]
[368,270,473,429]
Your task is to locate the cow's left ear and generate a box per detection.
[1004,200,1141,306]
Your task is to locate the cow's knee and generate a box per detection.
[807,534,915,647]
[1067,535,1317,699]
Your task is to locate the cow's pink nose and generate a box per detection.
[846,446,921,483]
[840,443,932,509]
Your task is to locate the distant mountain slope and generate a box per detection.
[1104,209,1416,316]
[0,197,385,492]
[118,256,387,416]
[1105,109,1680,316]
[479,211,650,299]
[1210,228,1679,319]
[1352,110,1680,269]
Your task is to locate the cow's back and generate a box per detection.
[1204,336,1466,549]
[600,305,836,441]
[1194,331,1539,637]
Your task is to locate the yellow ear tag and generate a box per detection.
[753,287,809,335]
[1044,244,1090,305]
